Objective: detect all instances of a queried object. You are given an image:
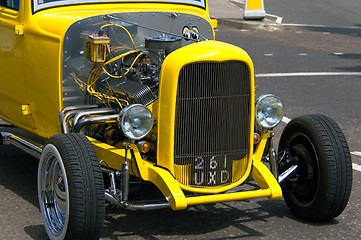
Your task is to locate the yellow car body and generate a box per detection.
[1,1,216,137]
[0,0,281,202]
[0,0,352,239]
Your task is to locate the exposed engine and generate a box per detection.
[63,29,183,156]
[84,31,182,107]
[61,12,213,154]
[110,33,181,102]
[62,12,214,108]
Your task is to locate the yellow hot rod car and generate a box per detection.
[0,0,352,239]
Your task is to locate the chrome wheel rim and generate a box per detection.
[38,144,69,239]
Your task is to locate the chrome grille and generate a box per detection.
[174,61,251,187]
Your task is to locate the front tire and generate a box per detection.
[38,133,104,240]
[278,115,352,221]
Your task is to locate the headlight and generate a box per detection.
[255,94,284,128]
[118,104,154,140]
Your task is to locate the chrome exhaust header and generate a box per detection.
[59,105,117,133]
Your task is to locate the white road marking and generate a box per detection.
[256,72,361,78]
[352,163,361,172]
[350,152,361,172]
[282,116,291,124]
[351,151,361,157]
[251,12,361,171]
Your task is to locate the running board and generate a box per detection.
[1,129,43,159]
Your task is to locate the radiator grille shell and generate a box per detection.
[174,61,251,187]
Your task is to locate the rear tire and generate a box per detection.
[38,133,104,240]
[278,115,352,221]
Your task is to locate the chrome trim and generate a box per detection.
[59,105,118,133]
[121,160,129,202]
[72,108,116,126]
[1,132,42,159]
[38,144,69,237]
[59,105,98,133]
[104,154,170,210]
[278,165,298,184]
[35,1,206,13]
[255,94,284,129]
[104,191,170,210]
[72,114,118,133]
[269,138,279,180]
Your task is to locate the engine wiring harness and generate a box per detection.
[86,24,143,108]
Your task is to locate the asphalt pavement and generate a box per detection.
[1,2,361,239]
[209,0,361,35]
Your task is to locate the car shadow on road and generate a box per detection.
[0,144,339,240]
[100,199,293,239]
[0,145,39,208]
[21,200,288,240]
[0,145,50,239]
[24,225,49,240]
[100,189,340,239]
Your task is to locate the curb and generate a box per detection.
[216,18,361,35]
[216,18,283,31]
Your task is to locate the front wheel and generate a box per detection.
[278,115,352,221]
[38,133,104,240]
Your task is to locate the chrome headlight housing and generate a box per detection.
[255,94,284,129]
[118,104,154,140]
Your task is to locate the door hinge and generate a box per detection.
[22,104,31,115]
[15,25,24,36]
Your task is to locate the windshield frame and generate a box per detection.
[33,0,206,12]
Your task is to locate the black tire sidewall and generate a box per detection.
[38,133,104,240]
[279,115,351,221]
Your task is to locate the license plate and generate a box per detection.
[191,155,232,186]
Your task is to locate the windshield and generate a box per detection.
[33,0,205,12]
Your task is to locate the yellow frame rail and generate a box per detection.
[89,132,282,211]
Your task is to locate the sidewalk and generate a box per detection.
[208,0,281,30]
[208,0,245,19]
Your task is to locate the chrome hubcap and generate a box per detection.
[39,148,68,237]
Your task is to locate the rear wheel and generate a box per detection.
[278,115,352,221]
[38,133,104,240]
